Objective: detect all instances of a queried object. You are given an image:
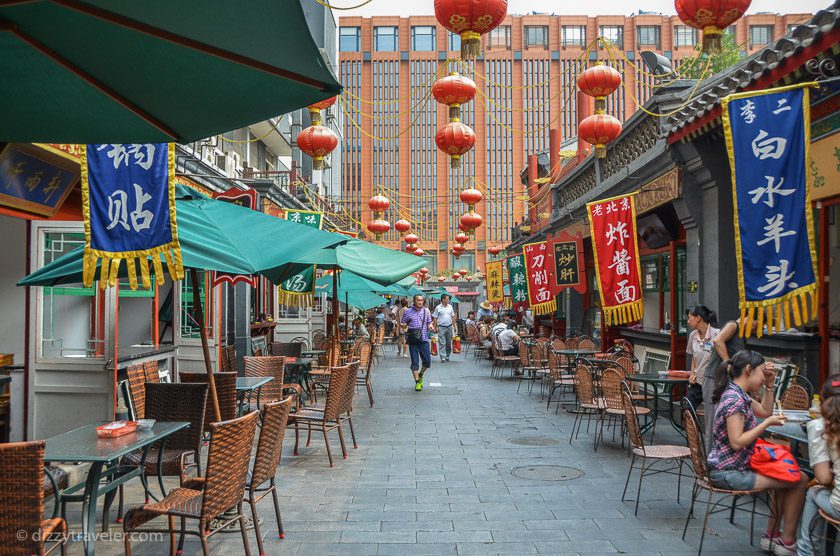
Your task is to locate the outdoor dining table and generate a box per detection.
[285,357,315,399]
[44,420,190,556]
[301,349,326,358]
[236,376,273,416]
[626,372,690,436]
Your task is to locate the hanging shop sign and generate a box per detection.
[505,253,529,309]
[553,239,581,288]
[523,241,557,315]
[278,209,324,306]
[722,83,819,337]
[212,189,259,288]
[285,209,323,229]
[485,260,505,304]
[809,132,840,202]
[0,143,79,217]
[82,143,184,290]
[587,193,643,326]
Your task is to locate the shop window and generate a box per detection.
[180,270,212,339]
[40,232,106,359]
[640,249,687,332]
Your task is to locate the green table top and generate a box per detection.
[44,421,189,463]
[627,373,690,384]
[236,376,273,392]
[286,358,315,368]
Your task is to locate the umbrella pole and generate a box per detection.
[332,270,339,349]
[191,268,221,422]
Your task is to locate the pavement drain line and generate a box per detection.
[507,435,562,446]
[510,465,584,481]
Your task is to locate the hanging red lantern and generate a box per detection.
[578,63,622,113]
[368,194,391,214]
[297,125,338,170]
[436,121,476,169]
[459,268,468,276]
[420,267,429,275]
[451,248,461,258]
[307,96,337,124]
[394,219,411,233]
[413,248,425,257]
[438,276,446,283]
[366,219,391,238]
[466,275,474,281]
[432,72,477,120]
[404,233,419,245]
[459,211,483,233]
[452,244,465,254]
[434,0,509,59]
[488,246,502,256]
[459,188,483,208]
[454,232,469,245]
[675,0,752,52]
[405,243,417,253]
[579,114,623,159]
[451,273,460,281]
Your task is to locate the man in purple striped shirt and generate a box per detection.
[400,294,434,391]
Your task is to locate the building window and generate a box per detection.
[488,25,511,49]
[524,25,548,48]
[749,25,773,47]
[562,25,586,47]
[411,26,435,51]
[637,25,661,48]
[374,26,398,52]
[599,25,623,49]
[448,31,461,51]
[724,25,737,36]
[674,25,696,47]
[339,27,361,52]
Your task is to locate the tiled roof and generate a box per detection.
[663,1,840,138]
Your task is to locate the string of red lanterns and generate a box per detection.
[577,62,622,159]
[676,0,751,52]
[366,194,391,239]
[434,0,508,59]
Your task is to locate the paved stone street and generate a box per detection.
[67,347,770,555]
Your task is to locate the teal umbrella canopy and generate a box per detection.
[315,271,404,297]
[0,0,341,143]
[18,186,347,286]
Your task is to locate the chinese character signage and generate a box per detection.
[506,253,528,309]
[486,260,505,303]
[82,143,183,290]
[0,144,79,217]
[553,240,581,288]
[587,194,643,326]
[284,209,323,229]
[278,209,323,307]
[213,189,258,288]
[722,84,818,337]
[523,241,556,315]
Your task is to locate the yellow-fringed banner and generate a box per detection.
[721,83,819,338]
[82,144,184,290]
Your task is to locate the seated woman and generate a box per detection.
[798,375,840,556]
[707,350,808,556]
[477,316,494,349]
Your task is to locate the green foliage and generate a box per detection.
[679,32,744,80]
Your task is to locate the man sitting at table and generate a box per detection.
[498,320,520,356]
[352,317,370,338]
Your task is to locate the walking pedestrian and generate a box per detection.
[395,298,408,357]
[432,294,456,363]
[401,294,434,391]
[685,305,721,450]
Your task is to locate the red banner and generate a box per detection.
[587,194,643,326]
[523,241,557,315]
[212,189,258,288]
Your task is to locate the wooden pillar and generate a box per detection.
[818,203,830,383]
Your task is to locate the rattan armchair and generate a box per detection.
[490,336,519,379]
[123,411,260,556]
[220,345,237,373]
[355,340,375,407]
[569,364,605,449]
[178,372,238,431]
[269,342,302,358]
[243,355,302,410]
[0,441,67,556]
[779,383,809,410]
[598,368,653,451]
[546,349,576,411]
[125,363,147,419]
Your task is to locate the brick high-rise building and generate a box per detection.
[338,11,808,275]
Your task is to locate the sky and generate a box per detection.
[333,0,824,17]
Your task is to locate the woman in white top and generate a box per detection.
[685,305,721,453]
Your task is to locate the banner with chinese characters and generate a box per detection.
[82,144,183,290]
[523,241,556,315]
[213,189,259,288]
[506,253,528,309]
[553,239,581,288]
[722,83,818,337]
[278,209,323,306]
[485,260,505,304]
[0,144,79,217]
[587,194,643,326]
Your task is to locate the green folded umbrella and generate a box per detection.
[315,271,404,297]
[0,0,341,143]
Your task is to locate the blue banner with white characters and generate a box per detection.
[722,84,818,337]
[82,143,184,289]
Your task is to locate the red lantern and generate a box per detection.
[297,125,338,171]
[420,267,429,275]
[579,114,623,159]
[404,233,419,245]
[451,248,461,258]
[451,273,460,281]
[405,243,417,253]
[459,268,468,276]
[432,72,477,120]
[438,276,446,283]
[414,248,425,257]
[488,245,502,256]
[459,188,483,208]
[394,219,411,233]
[436,121,476,169]
[459,211,483,233]
[434,0,509,59]
[452,244,465,254]
[307,96,337,124]
[368,194,390,214]
[676,0,752,51]
[578,63,622,113]
[367,219,391,237]
[466,275,474,281]
[454,232,469,245]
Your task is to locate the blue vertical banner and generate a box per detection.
[722,84,818,337]
[82,144,184,289]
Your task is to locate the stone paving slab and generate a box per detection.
[59,346,773,555]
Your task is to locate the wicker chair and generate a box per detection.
[178,372,238,432]
[290,336,311,351]
[123,411,260,556]
[619,382,690,516]
[779,383,809,410]
[516,340,537,394]
[565,337,579,349]
[125,363,147,419]
[270,342,302,358]
[681,399,771,555]
[569,364,606,449]
[309,341,342,402]
[546,349,576,411]
[143,360,161,383]
[311,329,327,350]
[578,338,596,350]
[288,363,359,467]
[491,335,519,379]
[242,356,302,410]
[355,340,375,407]
[598,368,653,451]
[0,441,67,555]
[220,345,237,373]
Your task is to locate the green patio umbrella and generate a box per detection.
[0,0,341,143]
[315,271,405,298]
[426,287,462,303]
